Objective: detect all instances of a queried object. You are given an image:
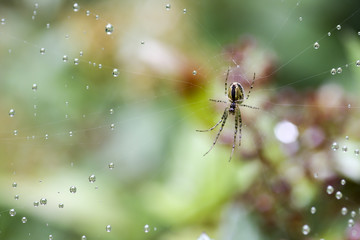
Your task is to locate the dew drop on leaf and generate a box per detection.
[106,225,112,232]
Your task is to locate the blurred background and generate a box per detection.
[1,0,360,239]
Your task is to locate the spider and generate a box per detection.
[197,67,259,161]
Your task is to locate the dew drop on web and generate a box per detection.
[105,24,114,35]
[335,191,343,200]
[326,185,334,194]
[302,224,310,235]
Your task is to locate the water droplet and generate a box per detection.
[342,146,348,152]
[109,162,114,169]
[73,3,80,12]
[69,186,77,193]
[335,191,343,199]
[351,210,356,218]
[9,209,16,217]
[79,50,83,57]
[106,225,112,232]
[1,18,5,25]
[356,60,360,67]
[33,201,39,207]
[62,55,68,62]
[299,16,303,21]
[21,217,27,223]
[140,41,145,45]
[40,48,45,55]
[314,173,318,178]
[183,9,187,14]
[355,149,359,156]
[105,23,114,35]
[348,218,354,227]
[86,10,90,16]
[45,134,49,140]
[69,131,73,137]
[14,195,19,200]
[74,58,79,65]
[331,142,339,151]
[165,4,171,10]
[342,207,348,215]
[310,206,316,214]
[65,34,70,39]
[9,109,15,117]
[12,182,17,188]
[49,235,53,240]
[313,42,320,49]
[109,108,114,114]
[58,203,64,208]
[192,70,197,75]
[144,224,150,233]
[358,31,360,36]
[328,32,331,36]
[34,3,38,8]
[95,15,99,20]
[110,123,115,130]
[341,179,346,185]
[337,67,342,74]
[112,68,119,77]
[32,83,37,91]
[40,198,47,205]
[348,104,351,109]
[98,64,102,69]
[302,224,310,235]
[336,24,341,30]
[81,235,87,240]
[327,185,334,194]
[46,23,50,29]
[88,174,96,183]
[330,68,337,75]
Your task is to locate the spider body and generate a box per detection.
[228,82,244,113]
[197,68,259,161]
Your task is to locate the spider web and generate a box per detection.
[1,0,360,239]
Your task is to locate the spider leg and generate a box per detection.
[238,106,242,147]
[203,108,229,156]
[209,99,227,103]
[196,107,228,132]
[246,72,255,100]
[240,104,259,110]
[225,67,230,96]
[229,107,239,162]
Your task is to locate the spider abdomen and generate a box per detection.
[228,82,245,102]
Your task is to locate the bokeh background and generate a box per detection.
[1,0,360,239]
